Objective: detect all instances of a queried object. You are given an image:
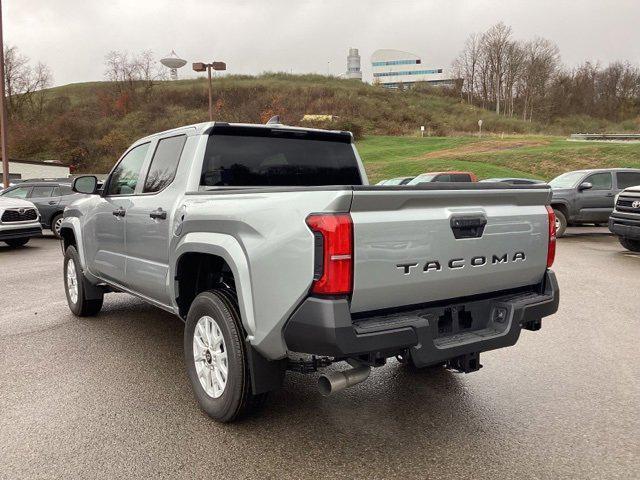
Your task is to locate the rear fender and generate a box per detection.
[172,232,256,337]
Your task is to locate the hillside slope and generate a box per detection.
[9,73,639,176]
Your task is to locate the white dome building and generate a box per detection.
[371,49,454,89]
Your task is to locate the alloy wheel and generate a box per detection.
[66,258,78,304]
[193,315,229,398]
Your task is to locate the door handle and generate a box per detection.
[150,208,167,220]
[606,193,615,197]
[48,200,57,205]
[112,207,126,217]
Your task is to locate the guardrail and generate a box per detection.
[569,133,640,141]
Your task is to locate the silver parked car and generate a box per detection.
[0,197,42,247]
[0,180,86,238]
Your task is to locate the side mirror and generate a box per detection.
[578,182,593,191]
[73,175,99,194]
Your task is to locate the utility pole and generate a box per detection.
[0,0,9,188]
[192,61,227,122]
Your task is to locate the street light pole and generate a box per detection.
[207,65,213,122]
[193,61,227,123]
[0,0,10,189]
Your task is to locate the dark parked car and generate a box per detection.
[480,177,546,185]
[0,180,85,237]
[549,168,640,237]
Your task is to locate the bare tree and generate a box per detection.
[483,22,513,114]
[3,45,53,118]
[453,33,482,103]
[104,50,165,110]
[519,38,560,121]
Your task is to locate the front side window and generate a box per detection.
[434,174,451,182]
[31,186,55,198]
[143,135,186,193]
[584,172,612,190]
[616,172,640,190]
[106,143,150,196]
[59,185,74,196]
[2,186,31,198]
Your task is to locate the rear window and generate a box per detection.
[452,173,472,182]
[200,128,361,187]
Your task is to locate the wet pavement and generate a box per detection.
[1,228,638,479]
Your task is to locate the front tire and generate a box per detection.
[619,237,640,252]
[64,246,103,316]
[554,209,567,238]
[4,237,29,247]
[184,290,266,422]
[51,214,64,238]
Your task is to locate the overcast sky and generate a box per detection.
[6,0,640,87]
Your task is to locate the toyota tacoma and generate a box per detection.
[60,121,559,422]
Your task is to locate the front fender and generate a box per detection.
[60,217,86,268]
[171,232,256,338]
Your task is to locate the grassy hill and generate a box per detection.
[358,135,640,183]
[9,73,640,177]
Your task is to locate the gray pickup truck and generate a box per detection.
[61,121,559,422]
[609,185,640,251]
[549,168,640,237]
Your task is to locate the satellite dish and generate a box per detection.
[160,50,187,80]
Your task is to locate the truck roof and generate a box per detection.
[135,121,353,143]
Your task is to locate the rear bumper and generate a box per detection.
[609,213,640,240]
[0,225,42,240]
[284,270,559,367]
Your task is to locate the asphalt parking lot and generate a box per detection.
[1,228,639,479]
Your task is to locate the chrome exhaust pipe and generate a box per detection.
[318,364,371,396]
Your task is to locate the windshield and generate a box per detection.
[549,171,585,189]
[384,177,406,185]
[407,174,436,185]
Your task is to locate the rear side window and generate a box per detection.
[584,172,612,190]
[106,143,150,195]
[616,172,640,190]
[452,173,472,182]
[200,128,361,187]
[31,186,55,197]
[143,135,187,193]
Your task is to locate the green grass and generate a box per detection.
[357,135,640,183]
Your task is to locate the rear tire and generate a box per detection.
[64,246,103,316]
[619,237,640,252]
[184,290,267,422]
[4,238,29,247]
[554,209,567,238]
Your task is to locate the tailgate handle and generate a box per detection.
[450,215,487,239]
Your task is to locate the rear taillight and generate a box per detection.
[546,205,556,268]
[305,213,353,295]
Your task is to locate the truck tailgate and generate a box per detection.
[349,185,552,313]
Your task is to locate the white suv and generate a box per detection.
[0,197,42,247]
